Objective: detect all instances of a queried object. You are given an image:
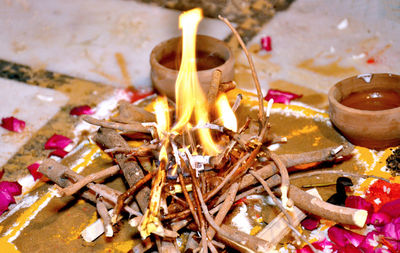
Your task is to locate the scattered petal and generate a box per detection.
[379,198,400,218]
[260,36,272,51]
[123,88,154,103]
[70,105,94,116]
[328,226,365,248]
[264,89,302,105]
[0,181,22,215]
[369,212,392,226]
[44,134,72,150]
[301,216,320,230]
[27,163,42,181]
[1,116,25,133]
[359,231,381,253]
[48,149,68,158]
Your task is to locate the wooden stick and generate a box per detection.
[290,169,391,183]
[207,69,222,107]
[239,144,354,191]
[96,197,113,237]
[113,171,155,223]
[39,159,141,217]
[112,100,156,124]
[58,165,120,196]
[207,181,239,240]
[282,185,368,228]
[82,115,150,133]
[178,172,200,228]
[267,151,291,209]
[104,144,157,156]
[94,128,150,212]
[218,15,266,127]
[219,80,236,93]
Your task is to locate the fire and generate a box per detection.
[154,96,170,140]
[216,93,237,132]
[171,8,220,156]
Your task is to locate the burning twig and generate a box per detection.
[218,15,266,127]
[58,165,120,196]
[104,143,157,156]
[139,159,168,239]
[82,115,150,133]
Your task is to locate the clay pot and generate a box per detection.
[150,35,234,100]
[328,73,400,149]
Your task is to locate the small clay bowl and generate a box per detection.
[328,73,400,149]
[150,35,234,100]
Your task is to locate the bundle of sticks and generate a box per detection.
[38,16,372,253]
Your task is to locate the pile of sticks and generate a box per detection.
[38,16,371,253]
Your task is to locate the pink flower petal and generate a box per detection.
[48,149,68,158]
[44,134,72,150]
[1,116,25,133]
[264,89,302,105]
[328,226,365,248]
[379,198,400,218]
[261,36,272,51]
[381,217,400,240]
[70,105,94,116]
[27,163,42,181]
[345,196,374,223]
[359,231,381,253]
[301,216,320,230]
[0,181,22,215]
[369,212,392,226]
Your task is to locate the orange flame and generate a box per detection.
[172,8,220,155]
[216,93,237,132]
[154,96,170,162]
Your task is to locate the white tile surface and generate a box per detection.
[246,0,400,94]
[0,78,69,167]
[0,0,232,88]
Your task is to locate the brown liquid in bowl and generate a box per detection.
[340,89,400,111]
[159,50,225,71]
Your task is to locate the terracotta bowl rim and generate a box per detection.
[328,73,400,116]
[149,34,234,75]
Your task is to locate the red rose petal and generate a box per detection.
[27,163,43,181]
[70,105,94,116]
[123,88,154,103]
[379,198,400,218]
[260,36,272,51]
[301,216,320,230]
[264,89,302,105]
[1,116,25,133]
[328,226,365,248]
[48,149,68,158]
[0,169,4,180]
[0,181,22,215]
[44,134,72,150]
